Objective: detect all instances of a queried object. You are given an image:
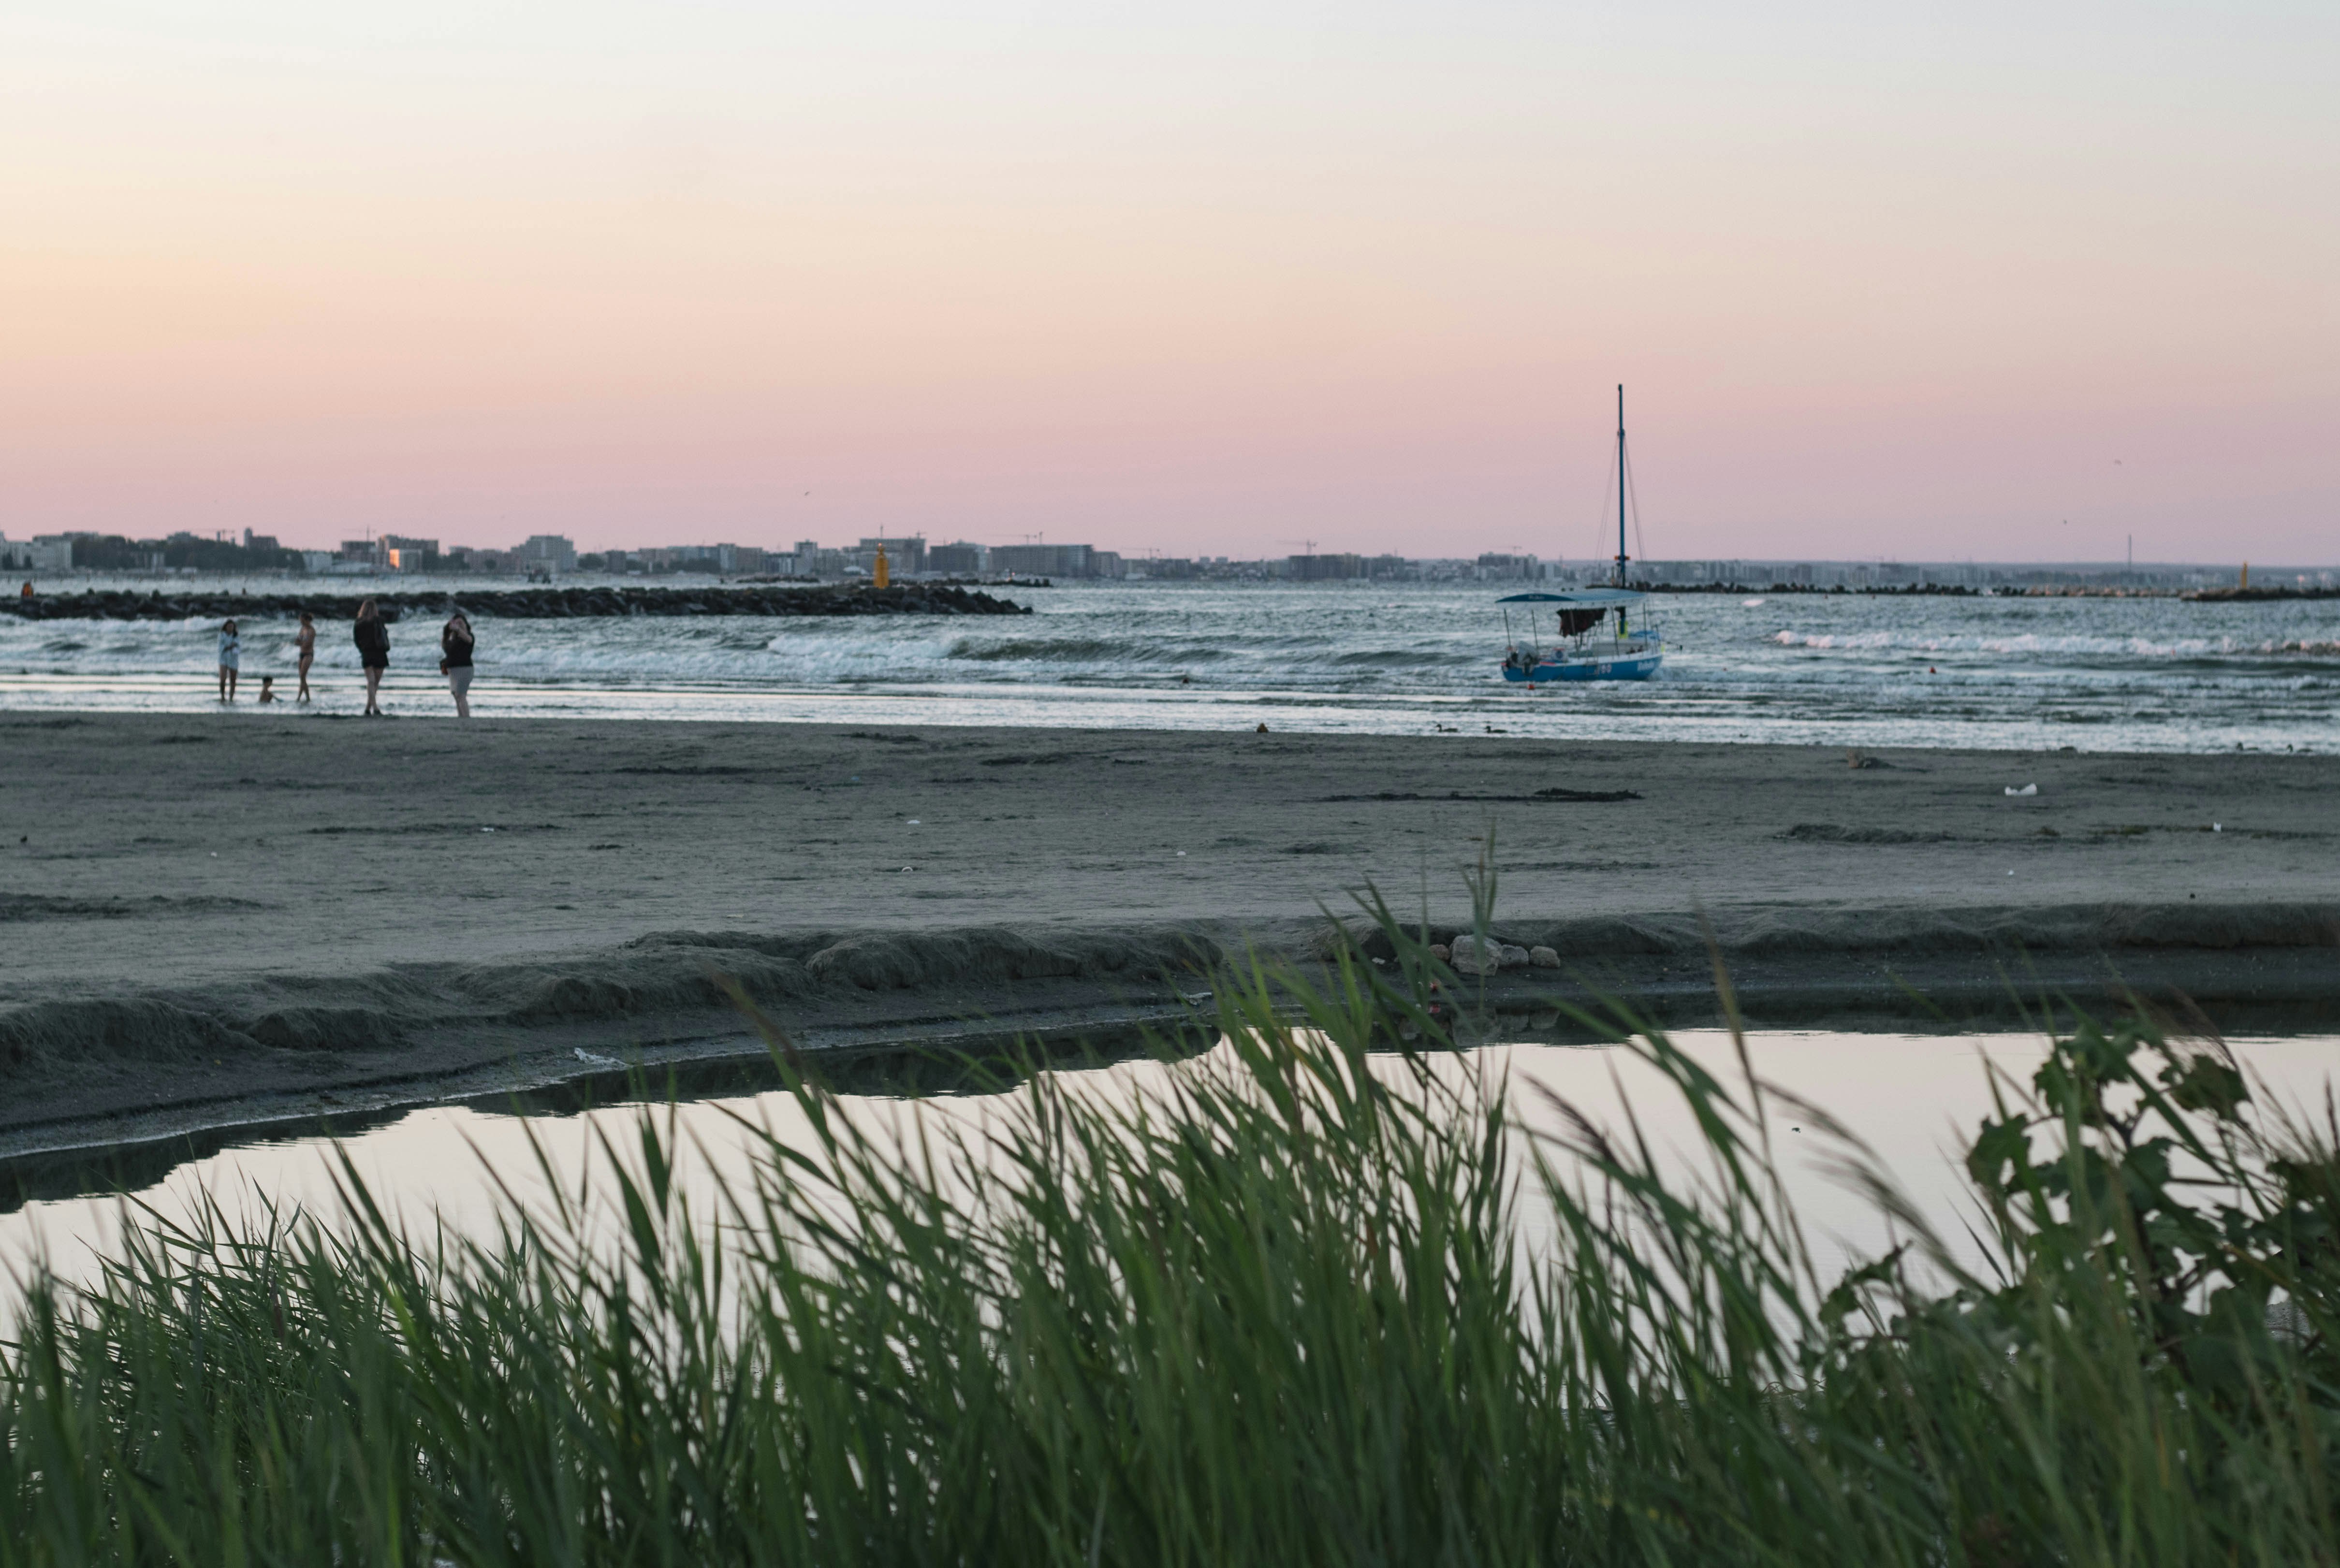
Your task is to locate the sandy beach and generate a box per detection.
[4,711,2335,1154]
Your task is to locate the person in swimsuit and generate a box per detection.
[216,619,240,701]
[353,599,390,715]
[293,610,316,702]
[440,610,475,718]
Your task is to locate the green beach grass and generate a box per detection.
[4,903,2339,1565]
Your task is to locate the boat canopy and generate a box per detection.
[1495,588,1644,606]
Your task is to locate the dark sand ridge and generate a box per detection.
[3,713,2335,1156]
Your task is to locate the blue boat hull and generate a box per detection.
[1502,651,1663,683]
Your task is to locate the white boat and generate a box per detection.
[1496,384,1665,684]
[1498,587,1662,682]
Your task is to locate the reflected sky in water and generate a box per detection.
[9,1028,2337,1301]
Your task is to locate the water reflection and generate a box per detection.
[6,1029,2336,1298]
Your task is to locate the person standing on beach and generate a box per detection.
[440,609,475,718]
[216,619,240,701]
[293,610,316,702]
[354,599,390,715]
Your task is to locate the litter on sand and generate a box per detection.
[2005,783,2038,797]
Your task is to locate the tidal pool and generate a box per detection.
[6,1027,2336,1300]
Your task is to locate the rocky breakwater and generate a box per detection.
[2179,585,2340,603]
[4,583,1033,623]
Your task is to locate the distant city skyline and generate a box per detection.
[4,3,2333,564]
[10,522,2328,587]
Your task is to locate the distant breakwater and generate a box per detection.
[2179,586,2340,603]
[3,584,1035,622]
[1642,582,2338,601]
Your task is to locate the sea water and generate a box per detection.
[3,578,2334,752]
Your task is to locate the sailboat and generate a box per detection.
[1496,385,1665,683]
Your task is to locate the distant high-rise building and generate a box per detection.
[928,541,987,576]
[683,545,722,570]
[991,543,1092,579]
[1290,552,1366,581]
[519,534,577,573]
[1474,552,1538,580]
[7,535,76,571]
[382,535,439,572]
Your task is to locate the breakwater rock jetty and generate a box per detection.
[2179,585,2340,603]
[4,583,1034,622]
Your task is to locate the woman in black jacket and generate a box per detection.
[353,599,390,716]
[440,610,475,718]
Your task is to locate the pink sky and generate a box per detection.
[4,3,2334,563]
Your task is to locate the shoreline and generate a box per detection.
[5,712,2335,1161]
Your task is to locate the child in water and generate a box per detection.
[257,675,277,704]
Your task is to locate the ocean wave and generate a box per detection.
[947,637,1232,666]
[1331,649,1447,668]
[5,585,2332,752]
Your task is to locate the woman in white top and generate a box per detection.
[216,620,240,701]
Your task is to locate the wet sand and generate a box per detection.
[4,711,2335,1154]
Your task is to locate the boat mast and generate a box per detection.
[1614,384,1629,587]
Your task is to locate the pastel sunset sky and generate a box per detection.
[5,1,2334,563]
